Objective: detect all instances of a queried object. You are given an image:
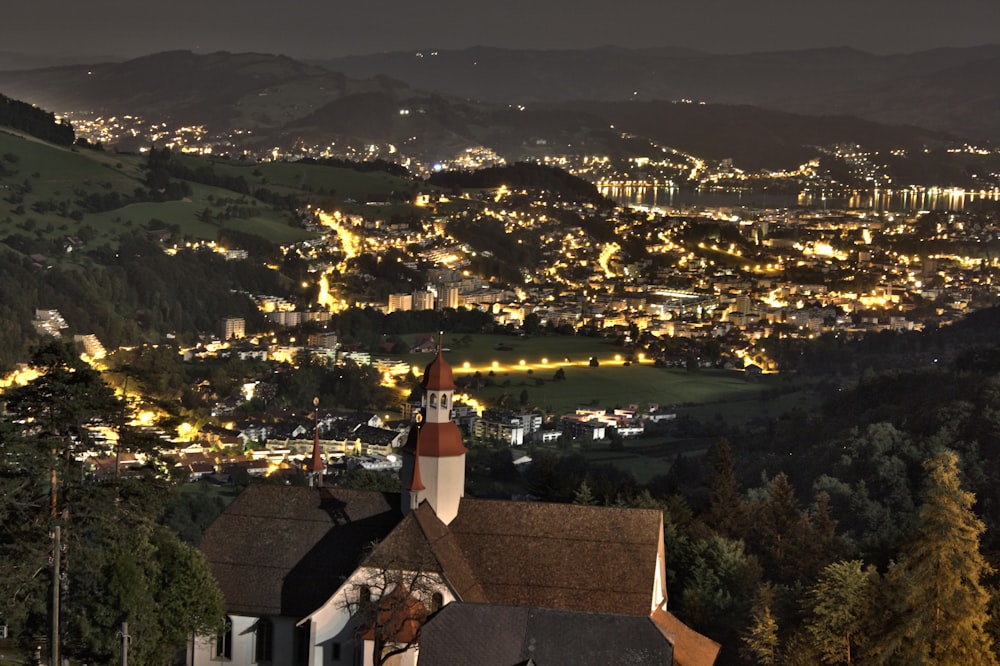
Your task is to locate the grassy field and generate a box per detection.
[389,333,797,420]
[177,155,417,200]
[82,182,316,246]
[385,333,817,482]
[0,130,425,259]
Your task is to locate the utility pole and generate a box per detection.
[120,621,130,666]
[50,526,60,666]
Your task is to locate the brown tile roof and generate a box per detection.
[448,498,662,616]
[363,505,487,604]
[652,607,722,666]
[419,602,675,666]
[413,506,488,603]
[370,498,662,616]
[200,485,401,618]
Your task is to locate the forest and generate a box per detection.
[503,307,1000,665]
[0,342,225,665]
[0,233,292,370]
[0,93,74,146]
[428,161,609,204]
[6,310,1000,664]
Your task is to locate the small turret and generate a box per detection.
[308,396,325,487]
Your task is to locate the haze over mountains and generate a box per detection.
[0,45,995,171]
[318,45,1000,141]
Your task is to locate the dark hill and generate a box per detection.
[564,101,955,171]
[0,50,348,129]
[0,93,73,144]
[0,49,976,173]
[317,45,1000,141]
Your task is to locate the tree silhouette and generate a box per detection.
[873,451,998,665]
[705,438,747,539]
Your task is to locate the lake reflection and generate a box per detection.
[601,184,1000,213]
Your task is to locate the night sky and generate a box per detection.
[4,0,999,60]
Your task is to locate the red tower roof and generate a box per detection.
[414,421,466,457]
[406,420,426,491]
[309,407,325,473]
[421,337,455,391]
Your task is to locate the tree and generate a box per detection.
[347,543,442,666]
[705,438,748,539]
[677,535,762,652]
[0,422,53,644]
[742,584,780,665]
[573,479,598,505]
[748,472,808,584]
[805,560,877,665]
[66,483,225,665]
[523,312,541,334]
[874,451,998,665]
[0,341,225,662]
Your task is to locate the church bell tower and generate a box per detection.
[400,336,467,524]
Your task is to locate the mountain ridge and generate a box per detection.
[0,49,985,175]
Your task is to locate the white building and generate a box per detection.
[388,293,413,313]
[192,346,720,666]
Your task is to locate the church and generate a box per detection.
[190,345,721,665]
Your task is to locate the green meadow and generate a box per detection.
[0,130,427,260]
[388,333,817,482]
[393,333,793,419]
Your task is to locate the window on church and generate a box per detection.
[440,394,448,409]
[429,393,437,408]
[293,624,310,665]
[254,617,273,663]
[215,616,233,660]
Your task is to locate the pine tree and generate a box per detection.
[573,479,597,505]
[874,451,998,665]
[806,560,877,665]
[743,584,780,665]
[706,438,748,538]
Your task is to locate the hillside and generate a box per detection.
[0,123,433,367]
[562,101,957,171]
[317,44,1000,142]
[0,50,978,175]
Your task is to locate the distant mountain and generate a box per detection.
[0,50,972,174]
[0,51,120,72]
[315,45,1000,142]
[560,101,954,171]
[0,50,348,130]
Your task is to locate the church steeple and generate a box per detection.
[400,334,466,523]
[308,396,325,487]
